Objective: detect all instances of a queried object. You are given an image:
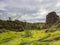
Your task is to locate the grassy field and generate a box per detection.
[0,29,60,45]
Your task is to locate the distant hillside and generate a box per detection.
[0,19,44,32]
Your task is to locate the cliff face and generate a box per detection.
[45,11,59,28]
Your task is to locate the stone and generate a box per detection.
[45,11,59,28]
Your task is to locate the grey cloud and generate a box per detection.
[0,0,60,23]
[5,7,39,15]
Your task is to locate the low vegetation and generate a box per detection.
[0,29,60,45]
[0,19,44,32]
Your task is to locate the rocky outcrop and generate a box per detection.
[45,11,59,28]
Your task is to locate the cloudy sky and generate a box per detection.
[0,0,60,23]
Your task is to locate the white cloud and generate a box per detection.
[56,3,60,7]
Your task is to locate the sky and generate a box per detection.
[0,0,60,23]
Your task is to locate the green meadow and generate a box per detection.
[0,29,60,45]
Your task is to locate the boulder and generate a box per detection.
[45,11,59,28]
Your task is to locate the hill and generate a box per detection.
[0,20,44,32]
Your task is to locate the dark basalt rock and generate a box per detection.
[45,11,59,28]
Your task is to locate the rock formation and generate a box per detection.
[45,11,59,28]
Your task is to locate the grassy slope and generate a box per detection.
[0,30,60,45]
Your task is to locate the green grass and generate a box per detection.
[0,31,24,44]
[0,29,60,45]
